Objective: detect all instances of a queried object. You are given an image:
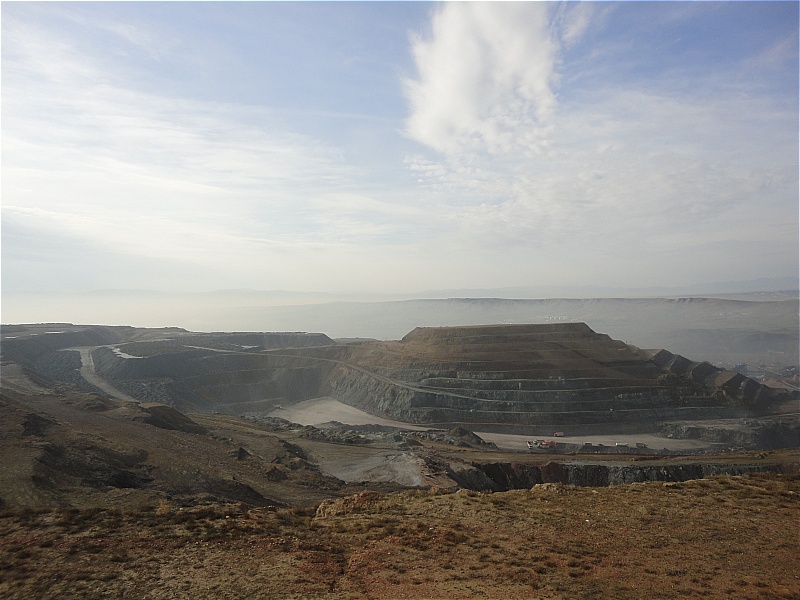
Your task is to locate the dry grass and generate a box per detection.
[1,473,798,599]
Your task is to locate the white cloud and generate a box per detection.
[400,2,797,287]
[403,3,558,157]
[556,2,595,49]
[743,32,799,74]
[2,3,797,298]
[407,84,797,247]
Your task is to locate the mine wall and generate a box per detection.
[21,323,790,431]
[455,461,797,492]
[661,420,800,450]
[94,346,270,380]
[29,349,99,393]
[83,337,796,431]
[324,367,766,429]
[417,376,664,391]
[181,332,335,349]
[325,358,749,428]
[328,382,747,431]
[405,405,746,429]
[189,366,330,409]
[327,356,795,429]
[405,388,715,410]
[326,365,418,421]
[400,322,599,342]
[1,326,134,370]
[1,327,140,393]
[92,347,336,413]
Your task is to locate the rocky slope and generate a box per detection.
[321,324,794,432]
[4,322,795,438]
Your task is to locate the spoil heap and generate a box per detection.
[326,324,790,433]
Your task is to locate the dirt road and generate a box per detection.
[270,396,716,452]
[73,347,139,402]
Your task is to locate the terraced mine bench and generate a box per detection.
[12,323,792,436]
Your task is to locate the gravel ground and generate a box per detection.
[269,397,430,431]
[269,396,717,452]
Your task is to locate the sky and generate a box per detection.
[2,1,798,301]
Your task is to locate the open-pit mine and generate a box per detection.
[1,320,798,598]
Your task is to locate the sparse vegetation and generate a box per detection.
[1,322,799,598]
[0,474,797,598]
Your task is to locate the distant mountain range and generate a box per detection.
[14,274,794,303]
[3,277,797,369]
[414,276,799,299]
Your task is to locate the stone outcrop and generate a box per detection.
[135,403,207,435]
[660,418,800,449]
[458,460,796,491]
[651,349,788,406]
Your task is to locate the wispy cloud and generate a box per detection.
[743,32,799,75]
[2,17,369,276]
[2,2,797,299]
[554,2,596,49]
[400,2,798,286]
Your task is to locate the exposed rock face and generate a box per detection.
[650,349,782,406]
[33,440,154,491]
[323,324,794,431]
[462,461,795,491]
[135,403,207,435]
[0,326,135,367]
[660,419,800,449]
[314,490,385,519]
[90,345,338,414]
[17,323,792,435]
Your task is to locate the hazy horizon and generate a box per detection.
[2,3,798,309]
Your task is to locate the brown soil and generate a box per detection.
[1,474,798,599]
[1,343,798,599]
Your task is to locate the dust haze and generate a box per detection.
[4,286,797,370]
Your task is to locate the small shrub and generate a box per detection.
[667,569,686,577]
[110,551,130,563]
[568,570,584,578]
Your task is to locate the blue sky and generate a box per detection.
[2,1,798,298]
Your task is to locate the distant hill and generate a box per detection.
[3,293,797,368]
